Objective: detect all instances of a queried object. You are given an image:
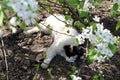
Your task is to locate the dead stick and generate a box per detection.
[1,37,9,80]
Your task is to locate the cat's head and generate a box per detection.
[64,44,86,58]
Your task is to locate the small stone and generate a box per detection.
[27,38,33,45]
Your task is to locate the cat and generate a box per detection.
[25,14,85,69]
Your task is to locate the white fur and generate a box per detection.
[25,14,79,69]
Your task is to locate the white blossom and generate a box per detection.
[93,15,100,22]
[83,0,94,11]
[93,54,105,62]
[15,3,28,17]
[10,26,17,33]
[9,17,19,26]
[96,43,110,55]
[27,0,38,11]
[7,0,38,25]
[7,0,18,9]
[82,26,92,39]
[23,11,37,25]
[71,75,82,80]
[76,34,85,44]
[95,23,114,44]
[80,23,116,62]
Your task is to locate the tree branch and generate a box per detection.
[0,37,9,80]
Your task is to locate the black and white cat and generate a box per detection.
[25,14,85,69]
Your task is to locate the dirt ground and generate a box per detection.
[0,0,120,80]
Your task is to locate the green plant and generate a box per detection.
[93,70,105,80]
[71,66,77,74]
[34,64,40,72]
[47,68,52,75]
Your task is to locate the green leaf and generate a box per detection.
[108,43,117,54]
[90,22,97,33]
[48,7,53,13]
[67,30,70,33]
[70,74,75,79]
[35,22,41,30]
[66,0,79,8]
[65,15,71,20]
[78,11,89,18]
[88,49,97,56]
[116,20,120,30]
[110,11,117,17]
[113,3,119,11]
[100,77,105,80]
[47,68,52,74]
[74,20,85,28]
[93,75,99,80]
[71,66,76,73]
[0,10,4,25]
[0,1,8,5]
[21,22,26,29]
[0,1,13,11]
[73,38,79,45]
[46,25,52,35]
[88,49,98,62]
[32,76,37,80]
[88,56,96,62]
[34,64,40,72]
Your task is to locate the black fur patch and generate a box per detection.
[64,44,86,60]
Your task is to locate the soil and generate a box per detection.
[0,0,120,80]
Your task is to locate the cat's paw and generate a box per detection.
[41,62,49,69]
[41,59,51,69]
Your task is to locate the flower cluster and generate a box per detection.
[87,23,115,62]
[7,0,38,25]
[75,15,117,62]
[77,22,116,62]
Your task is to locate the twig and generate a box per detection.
[64,4,88,26]
[0,37,9,80]
[40,22,75,37]
[46,0,88,25]
[47,0,64,7]
[40,0,88,26]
